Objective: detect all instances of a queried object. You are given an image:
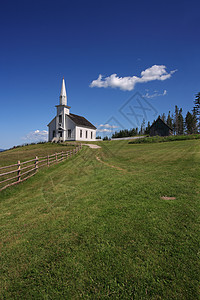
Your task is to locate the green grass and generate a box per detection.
[0,140,199,299]
[0,142,76,167]
[128,134,200,144]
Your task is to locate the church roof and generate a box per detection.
[68,113,96,129]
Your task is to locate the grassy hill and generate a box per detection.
[0,142,76,167]
[1,140,199,299]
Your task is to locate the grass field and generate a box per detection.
[0,143,76,167]
[0,140,199,299]
[128,134,200,144]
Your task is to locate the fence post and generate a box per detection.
[55,153,58,163]
[47,155,49,167]
[35,156,38,172]
[62,151,63,161]
[17,160,21,182]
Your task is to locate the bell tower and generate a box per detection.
[60,77,67,105]
[55,77,71,140]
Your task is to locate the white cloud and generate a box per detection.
[90,65,177,91]
[143,89,167,98]
[97,128,112,133]
[97,123,118,132]
[99,123,118,128]
[22,130,48,143]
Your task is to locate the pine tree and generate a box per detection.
[173,105,179,135]
[167,111,173,129]
[194,92,200,114]
[194,92,200,131]
[145,121,151,135]
[178,108,184,135]
[130,128,137,136]
[192,107,198,133]
[185,111,193,134]
[161,113,166,123]
[140,119,146,135]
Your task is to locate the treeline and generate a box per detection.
[112,128,139,138]
[111,92,200,138]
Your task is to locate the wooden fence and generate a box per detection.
[0,144,82,191]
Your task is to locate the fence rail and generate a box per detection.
[0,144,82,191]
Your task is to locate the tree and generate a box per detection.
[185,111,194,134]
[161,113,166,123]
[194,92,200,114]
[178,108,184,135]
[167,111,173,129]
[112,127,138,138]
[173,105,179,135]
[129,128,137,136]
[103,136,109,141]
[185,109,198,134]
[192,107,198,133]
[145,121,151,135]
[140,119,146,135]
[194,92,200,131]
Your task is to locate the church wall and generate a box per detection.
[75,126,96,141]
[48,118,56,141]
[57,106,69,116]
[56,107,69,139]
[65,115,76,140]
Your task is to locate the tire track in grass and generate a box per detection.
[95,156,126,172]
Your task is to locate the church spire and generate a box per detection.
[59,77,67,105]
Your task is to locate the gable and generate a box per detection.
[150,118,172,131]
[47,117,56,127]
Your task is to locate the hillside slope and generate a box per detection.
[0,142,76,167]
[1,140,199,299]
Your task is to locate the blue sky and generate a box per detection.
[0,0,199,148]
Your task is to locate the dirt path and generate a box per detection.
[82,144,101,149]
[82,144,125,171]
[95,156,125,171]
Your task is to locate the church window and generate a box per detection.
[86,130,88,138]
[53,130,55,137]
[68,129,71,138]
[80,130,82,138]
[91,132,93,139]
[59,115,62,123]
[60,131,63,137]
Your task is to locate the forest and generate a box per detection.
[110,92,200,139]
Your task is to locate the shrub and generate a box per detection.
[128,134,200,144]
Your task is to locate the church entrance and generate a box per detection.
[58,131,63,138]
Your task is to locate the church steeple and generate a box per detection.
[59,77,67,105]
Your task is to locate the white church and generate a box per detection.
[48,78,96,142]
